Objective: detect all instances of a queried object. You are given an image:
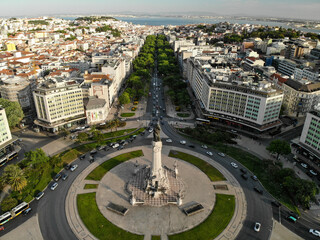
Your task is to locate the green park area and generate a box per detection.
[177,113,190,118]
[169,194,235,240]
[86,150,144,181]
[77,192,143,240]
[84,184,98,189]
[169,150,225,181]
[121,112,135,117]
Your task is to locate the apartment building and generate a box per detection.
[0,108,12,146]
[33,78,85,132]
[300,111,320,154]
[187,58,283,132]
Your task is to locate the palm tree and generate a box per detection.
[3,164,27,192]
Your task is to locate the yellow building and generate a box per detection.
[6,42,16,51]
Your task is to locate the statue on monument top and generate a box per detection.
[153,122,161,142]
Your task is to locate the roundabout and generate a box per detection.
[66,143,247,240]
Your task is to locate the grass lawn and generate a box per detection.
[102,128,136,139]
[169,194,235,240]
[151,236,161,240]
[169,151,225,181]
[61,149,81,164]
[213,143,299,213]
[77,193,143,240]
[86,150,144,181]
[177,113,190,118]
[121,112,135,117]
[84,184,98,189]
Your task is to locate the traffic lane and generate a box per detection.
[0,199,40,237]
[38,158,90,240]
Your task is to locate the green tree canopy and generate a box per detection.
[119,92,131,105]
[24,149,49,167]
[2,164,27,192]
[77,132,89,142]
[266,139,291,159]
[0,98,24,128]
[1,196,18,212]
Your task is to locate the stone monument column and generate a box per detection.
[151,141,163,179]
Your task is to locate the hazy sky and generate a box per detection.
[1,0,320,20]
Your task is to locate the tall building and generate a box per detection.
[300,111,320,153]
[187,58,283,132]
[0,108,12,146]
[33,78,85,132]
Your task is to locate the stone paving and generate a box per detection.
[65,146,247,240]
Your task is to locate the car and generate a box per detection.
[35,191,44,200]
[254,187,263,194]
[241,174,248,180]
[0,226,4,231]
[240,168,247,174]
[310,169,318,176]
[201,145,208,149]
[188,145,195,148]
[23,207,32,215]
[218,152,225,157]
[112,143,120,148]
[90,149,97,155]
[98,145,106,151]
[254,222,261,232]
[231,162,238,168]
[70,164,78,172]
[118,145,124,150]
[271,201,282,207]
[310,229,320,237]
[79,154,86,160]
[289,211,300,219]
[89,156,94,163]
[166,139,173,143]
[231,129,238,133]
[64,164,71,170]
[120,118,127,121]
[120,140,126,145]
[132,135,137,139]
[62,173,68,181]
[149,128,154,133]
[207,151,213,156]
[54,173,62,182]
[300,163,308,168]
[251,175,258,181]
[51,182,58,190]
[180,140,186,145]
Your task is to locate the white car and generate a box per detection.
[231,129,238,133]
[51,182,58,191]
[35,191,44,200]
[310,170,318,176]
[218,152,225,157]
[254,222,261,232]
[149,128,154,133]
[231,162,238,168]
[310,229,320,237]
[70,164,78,172]
[180,140,186,145]
[201,145,208,149]
[206,151,213,156]
[112,143,120,149]
[300,163,308,168]
[166,139,173,143]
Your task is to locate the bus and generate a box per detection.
[0,156,7,167]
[195,118,210,125]
[0,212,12,225]
[7,151,18,161]
[11,202,29,217]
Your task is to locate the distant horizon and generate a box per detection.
[0,0,320,21]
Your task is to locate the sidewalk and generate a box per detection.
[270,220,303,240]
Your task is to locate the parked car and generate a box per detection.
[70,164,78,172]
[64,164,71,170]
[240,168,247,174]
[231,162,238,168]
[79,154,86,160]
[90,149,97,155]
[54,173,62,182]
[218,152,225,157]
[254,222,261,232]
[166,139,172,143]
[51,182,58,190]
[112,143,120,149]
[89,156,94,163]
[241,174,248,180]
[310,169,318,176]
[206,151,213,156]
[201,145,208,149]
[23,207,32,215]
[254,187,263,194]
[62,173,68,181]
[0,226,4,231]
[251,175,258,181]
[231,129,238,133]
[180,140,186,145]
[271,201,281,207]
[309,229,320,237]
[35,191,44,200]
[98,145,106,151]
[300,163,308,169]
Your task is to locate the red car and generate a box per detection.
[0,226,4,231]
